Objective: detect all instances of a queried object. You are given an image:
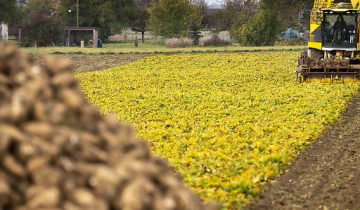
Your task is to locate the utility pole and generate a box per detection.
[76,0,79,28]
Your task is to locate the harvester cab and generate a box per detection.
[297,0,360,83]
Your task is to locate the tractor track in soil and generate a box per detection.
[248,95,360,210]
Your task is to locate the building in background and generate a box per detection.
[1,22,9,41]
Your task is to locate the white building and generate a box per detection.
[1,22,9,41]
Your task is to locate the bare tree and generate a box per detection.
[191,0,208,28]
[261,0,313,29]
[224,0,258,32]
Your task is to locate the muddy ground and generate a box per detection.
[248,95,360,210]
[33,54,148,72]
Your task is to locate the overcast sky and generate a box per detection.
[206,0,223,8]
[206,0,222,4]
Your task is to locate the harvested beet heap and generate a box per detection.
[0,43,217,210]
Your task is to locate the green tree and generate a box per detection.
[20,0,65,46]
[232,0,311,46]
[261,0,313,29]
[189,21,201,45]
[0,0,17,23]
[224,0,258,36]
[131,3,150,43]
[149,0,200,37]
[60,0,135,41]
[236,9,280,46]
[192,0,208,28]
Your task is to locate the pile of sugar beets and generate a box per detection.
[0,43,218,210]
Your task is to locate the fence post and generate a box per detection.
[93,29,98,48]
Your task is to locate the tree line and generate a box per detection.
[0,0,313,46]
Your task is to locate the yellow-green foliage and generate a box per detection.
[76,52,360,209]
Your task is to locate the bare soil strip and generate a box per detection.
[34,54,148,72]
[248,95,360,210]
